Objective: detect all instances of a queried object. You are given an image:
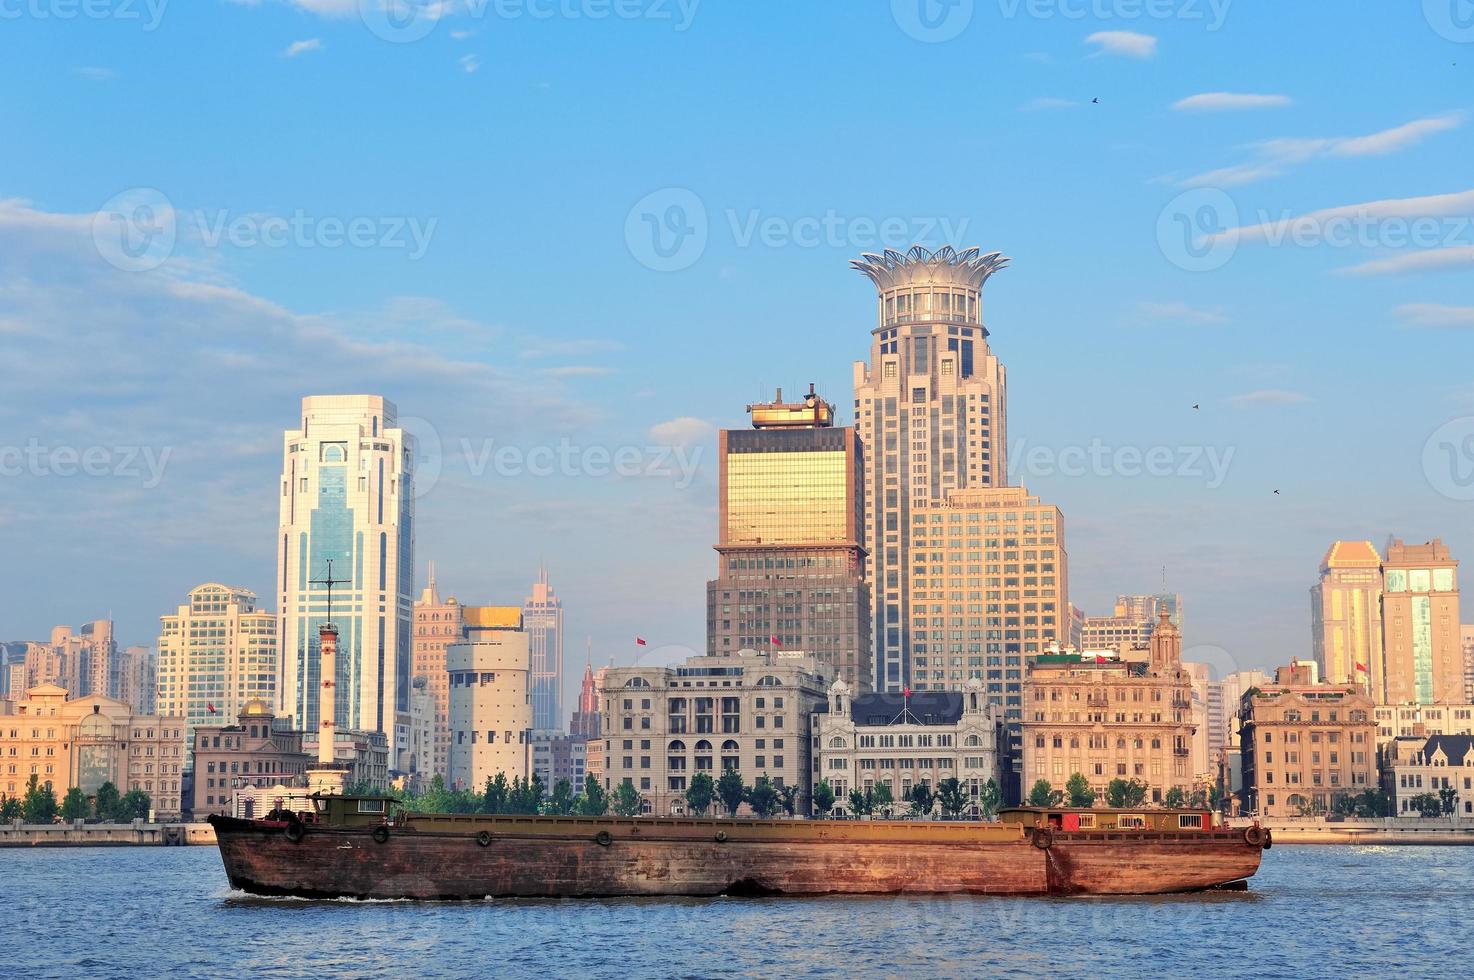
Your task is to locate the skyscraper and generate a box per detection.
[570,645,600,741]
[447,606,532,790]
[706,385,872,692]
[412,564,464,781]
[852,246,1010,691]
[1380,538,1462,705]
[524,567,564,731]
[276,395,415,771]
[157,583,277,751]
[1463,624,1474,703]
[1115,593,1183,629]
[1310,540,1384,691]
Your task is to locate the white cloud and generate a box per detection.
[73,66,117,82]
[1172,93,1292,113]
[542,366,614,379]
[1340,247,1474,277]
[649,417,715,449]
[1085,31,1158,60]
[459,54,479,74]
[1226,389,1312,408]
[1394,303,1474,328]
[1180,113,1464,188]
[282,39,323,58]
[1203,189,1474,247]
[1134,301,1229,325]
[1020,97,1078,112]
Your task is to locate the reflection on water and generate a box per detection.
[9,845,1473,978]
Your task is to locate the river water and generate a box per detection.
[4,844,1468,978]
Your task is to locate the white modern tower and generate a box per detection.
[276,395,415,772]
[851,246,1010,693]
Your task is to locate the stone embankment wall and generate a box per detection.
[0,821,216,846]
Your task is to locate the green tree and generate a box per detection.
[812,780,836,817]
[746,777,781,818]
[1208,783,1225,812]
[978,778,1001,820]
[612,780,644,817]
[1440,786,1458,816]
[872,782,895,818]
[1028,779,1063,808]
[60,787,89,822]
[847,787,874,818]
[1105,778,1149,808]
[507,775,545,815]
[936,777,967,820]
[548,778,577,816]
[0,795,20,823]
[94,781,122,822]
[684,772,715,816]
[1409,792,1443,818]
[21,775,58,824]
[1164,787,1186,809]
[575,775,609,816]
[716,768,747,817]
[118,789,151,821]
[481,773,511,814]
[907,783,935,818]
[777,784,798,818]
[1065,772,1096,808]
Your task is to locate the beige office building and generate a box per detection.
[1464,625,1474,702]
[1239,664,1377,817]
[599,651,826,815]
[412,570,464,781]
[852,246,1011,691]
[0,684,186,818]
[190,701,311,817]
[446,607,532,791]
[157,583,278,756]
[815,678,1002,817]
[1381,539,1462,705]
[1373,703,1474,745]
[1310,541,1384,691]
[1079,616,1153,652]
[1020,611,1196,804]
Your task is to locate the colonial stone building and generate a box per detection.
[190,701,311,817]
[0,684,187,818]
[1238,663,1377,818]
[1384,734,1474,817]
[599,651,826,816]
[1019,610,1196,805]
[814,678,1001,817]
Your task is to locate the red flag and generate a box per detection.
[635,636,647,646]
[1355,662,1367,672]
[903,687,910,699]
[206,702,218,714]
[770,635,780,647]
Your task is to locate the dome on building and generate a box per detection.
[241,699,272,717]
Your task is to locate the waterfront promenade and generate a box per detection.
[0,821,215,847]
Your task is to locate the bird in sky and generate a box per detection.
[1092,97,1100,104]
[1273,490,1281,495]
[1192,404,1200,410]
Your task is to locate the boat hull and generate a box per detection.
[209,815,1264,900]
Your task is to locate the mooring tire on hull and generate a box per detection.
[594,830,613,847]
[1244,826,1266,847]
[476,830,493,847]
[371,825,390,844]
[714,831,729,843]
[1032,827,1053,849]
[284,820,305,844]
[1263,829,1272,850]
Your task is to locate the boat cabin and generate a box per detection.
[999,807,1217,833]
[302,794,396,827]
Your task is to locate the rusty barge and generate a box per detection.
[209,796,1268,900]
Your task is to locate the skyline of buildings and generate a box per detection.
[524,567,564,733]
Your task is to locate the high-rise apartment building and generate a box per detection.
[157,584,277,753]
[412,568,464,781]
[524,568,564,731]
[1079,615,1154,652]
[1114,593,1183,628]
[853,246,1011,691]
[31,621,116,698]
[1310,540,1384,691]
[116,645,157,715]
[276,395,415,771]
[446,606,532,791]
[706,385,872,693]
[1380,539,1462,705]
[1463,625,1474,703]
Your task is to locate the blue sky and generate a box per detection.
[2,1,1473,706]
